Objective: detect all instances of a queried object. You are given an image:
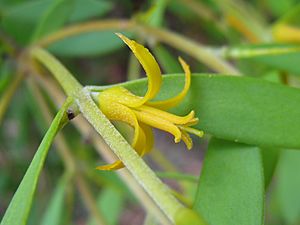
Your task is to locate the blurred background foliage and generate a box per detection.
[2,0,300,224]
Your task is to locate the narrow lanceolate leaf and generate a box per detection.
[0,99,72,225]
[193,138,264,225]
[276,149,300,225]
[40,174,71,225]
[118,74,300,148]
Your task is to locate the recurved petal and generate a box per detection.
[181,130,193,150]
[96,160,125,170]
[147,57,191,110]
[140,123,154,154]
[97,100,146,170]
[116,33,162,107]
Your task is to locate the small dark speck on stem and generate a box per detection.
[67,109,75,120]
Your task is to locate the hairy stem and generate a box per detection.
[76,88,183,222]
[29,49,178,223]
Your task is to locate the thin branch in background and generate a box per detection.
[37,19,239,75]
[0,72,23,125]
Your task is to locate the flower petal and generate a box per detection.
[181,130,193,150]
[100,86,143,108]
[140,123,154,154]
[148,57,191,110]
[117,33,162,107]
[96,99,146,170]
[134,110,182,143]
[96,124,146,171]
[137,105,196,125]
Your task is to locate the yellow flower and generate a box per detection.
[96,33,203,170]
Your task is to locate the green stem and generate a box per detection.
[28,48,183,223]
[138,25,239,74]
[30,47,82,96]
[76,88,183,222]
[30,70,171,225]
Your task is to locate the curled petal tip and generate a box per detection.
[178,57,190,71]
[174,136,181,143]
[96,166,111,171]
[96,160,124,171]
[116,33,133,48]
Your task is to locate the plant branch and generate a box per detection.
[0,72,23,125]
[76,88,183,222]
[35,19,239,74]
[28,52,172,224]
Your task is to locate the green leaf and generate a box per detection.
[0,99,71,225]
[40,174,71,225]
[48,31,130,57]
[118,74,300,148]
[1,0,112,45]
[67,0,112,23]
[261,147,280,188]
[276,149,300,225]
[2,0,53,44]
[31,0,75,42]
[193,138,264,225]
[88,188,124,225]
